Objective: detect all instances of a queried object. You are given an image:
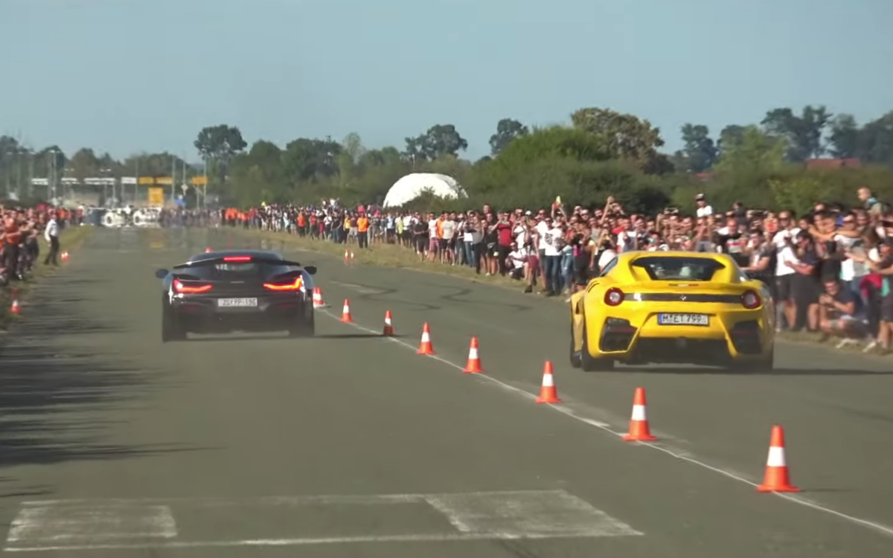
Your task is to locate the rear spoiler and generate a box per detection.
[168,257,317,277]
[173,257,303,270]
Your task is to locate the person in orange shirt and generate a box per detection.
[357,212,370,249]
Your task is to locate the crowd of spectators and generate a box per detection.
[0,204,75,289]
[223,186,893,355]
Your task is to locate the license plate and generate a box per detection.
[217,298,258,308]
[658,313,709,326]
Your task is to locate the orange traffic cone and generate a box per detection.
[343,249,350,265]
[622,387,658,442]
[757,425,799,492]
[312,287,326,309]
[417,322,435,355]
[383,310,394,336]
[350,251,356,261]
[463,336,483,373]
[61,251,69,261]
[340,299,353,323]
[205,247,212,253]
[10,289,20,315]
[535,362,561,403]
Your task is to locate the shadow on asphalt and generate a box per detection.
[0,274,207,474]
[613,365,893,376]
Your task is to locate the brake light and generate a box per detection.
[741,289,761,309]
[223,256,252,262]
[173,279,213,294]
[263,277,303,291]
[604,287,624,306]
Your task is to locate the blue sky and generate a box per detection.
[1,0,891,162]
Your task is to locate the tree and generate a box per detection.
[194,124,247,186]
[341,133,366,165]
[674,124,717,173]
[570,107,665,160]
[760,105,831,162]
[717,125,746,156]
[280,138,341,183]
[857,112,893,168]
[361,147,402,168]
[827,114,860,159]
[121,152,189,178]
[67,148,101,181]
[403,124,468,161]
[715,125,786,173]
[489,118,529,156]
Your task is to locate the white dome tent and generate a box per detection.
[382,173,468,208]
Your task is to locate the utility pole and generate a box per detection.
[170,155,176,206]
[49,149,58,203]
[4,150,10,197]
[27,151,34,199]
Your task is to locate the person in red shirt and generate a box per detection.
[494,211,513,275]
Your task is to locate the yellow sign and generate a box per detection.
[191,176,207,186]
[155,176,173,185]
[147,187,164,206]
[138,177,155,185]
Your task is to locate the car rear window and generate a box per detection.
[631,257,726,281]
[185,262,293,281]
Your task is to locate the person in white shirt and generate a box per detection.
[695,193,713,218]
[775,234,799,330]
[507,242,528,280]
[44,213,60,266]
[440,214,457,265]
[542,221,565,295]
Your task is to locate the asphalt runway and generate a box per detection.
[0,226,891,557]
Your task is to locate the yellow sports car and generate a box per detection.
[569,251,775,371]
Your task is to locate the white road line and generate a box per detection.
[423,490,640,537]
[6,490,639,552]
[318,309,893,538]
[3,532,618,552]
[7,504,176,544]
[21,494,425,507]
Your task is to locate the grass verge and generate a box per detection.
[236,228,889,358]
[0,225,95,330]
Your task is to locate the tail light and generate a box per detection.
[263,276,304,291]
[741,289,761,309]
[173,279,212,294]
[223,256,252,262]
[604,287,624,306]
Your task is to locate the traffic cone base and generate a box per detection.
[341,299,353,323]
[463,336,483,373]
[417,323,435,355]
[536,362,561,403]
[757,425,799,492]
[623,387,657,442]
[312,287,326,308]
[383,310,394,336]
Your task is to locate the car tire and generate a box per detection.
[760,346,775,370]
[161,305,186,343]
[569,322,582,368]
[288,311,315,338]
[580,320,614,371]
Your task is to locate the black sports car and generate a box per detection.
[155,250,317,342]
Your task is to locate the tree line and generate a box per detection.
[2,106,892,215]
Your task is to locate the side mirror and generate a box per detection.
[155,269,169,279]
[304,266,317,275]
